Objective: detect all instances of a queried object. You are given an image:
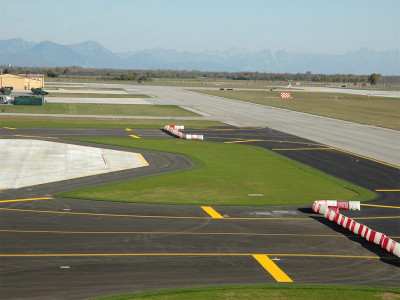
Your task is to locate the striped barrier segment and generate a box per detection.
[312,200,399,258]
[164,125,204,140]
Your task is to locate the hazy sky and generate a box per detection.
[2,0,399,54]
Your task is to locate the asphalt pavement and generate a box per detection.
[0,126,399,299]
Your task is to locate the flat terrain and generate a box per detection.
[0,127,399,300]
[192,89,400,130]
[59,138,372,206]
[1,103,198,117]
[0,83,398,299]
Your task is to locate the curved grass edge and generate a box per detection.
[57,138,376,206]
[91,284,400,300]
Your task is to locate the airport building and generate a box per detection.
[0,74,44,89]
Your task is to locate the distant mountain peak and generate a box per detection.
[0,38,399,74]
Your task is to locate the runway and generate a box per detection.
[0,126,399,299]
[3,84,399,166]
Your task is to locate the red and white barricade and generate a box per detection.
[164,125,204,140]
[312,200,399,258]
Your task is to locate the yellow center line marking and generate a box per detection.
[225,139,264,144]
[201,206,224,219]
[253,254,293,282]
[0,229,358,237]
[129,135,141,139]
[3,127,17,130]
[361,204,400,209]
[328,146,400,170]
[376,189,400,192]
[0,207,314,220]
[272,147,331,151]
[223,139,325,146]
[352,216,400,220]
[0,197,52,203]
[0,253,387,259]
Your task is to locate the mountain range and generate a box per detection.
[0,38,399,75]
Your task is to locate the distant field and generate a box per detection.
[0,115,221,129]
[51,87,125,91]
[192,89,400,130]
[59,138,374,206]
[0,103,198,117]
[94,284,400,300]
[47,93,148,98]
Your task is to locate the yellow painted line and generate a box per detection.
[0,207,209,219]
[253,255,293,282]
[14,134,58,139]
[352,216,400,220]
[125,128,132,131]
[0,197,52,203]
[329,146,400,170]
[3,127,17,130]
[376,189,400,192]
[225,139,263,144]
[129,135,141,139]
[136,153,149,166]
[201,206,224,219]
[200,127,266,131]
[0,229,357,238]
[224,139,325,147]
[361,204,400,209]
[0,253,386,259]
[0,207,314,220]
[272,147,331,151]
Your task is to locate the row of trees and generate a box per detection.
[2,65,396,86]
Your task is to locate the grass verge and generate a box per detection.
[0,103,198,117]
[92,284,400,300]
[191,89,400,130]
[0,116,222,129]
[58,138,375,206]
[48,93,149,98]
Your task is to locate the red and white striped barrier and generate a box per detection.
[312,200,399,258]
[164,125,204,140]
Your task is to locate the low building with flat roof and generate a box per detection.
[0,74,44,89]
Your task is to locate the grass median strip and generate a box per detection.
[0,103,199,117]
[0,116,222,128]
[47,93,148,98]
[58,138,375,206]
[92,284,400,300]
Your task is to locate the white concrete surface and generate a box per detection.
[46,97,152,104]
[0,140,148,189]
[121,84,400,167]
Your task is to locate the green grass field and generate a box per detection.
[1,103,198,117]
[59,138,375,206]
[0,115,222,129]
[93,284,400,300]
[192,89,400,130]
[48,93,149,98]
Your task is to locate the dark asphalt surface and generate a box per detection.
[0,126,399,299]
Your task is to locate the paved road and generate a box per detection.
[131,85,400,167]
[1,127,399,299]
[3,84,399,166]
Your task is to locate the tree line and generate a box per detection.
[1,65,398,86]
